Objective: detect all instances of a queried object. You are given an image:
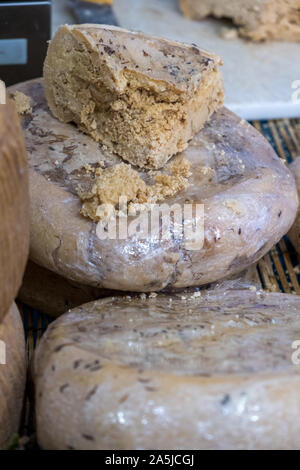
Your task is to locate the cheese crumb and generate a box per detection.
[78,158,191,221]
[84,164,94,173]
[149,292,158,298]
[12,91,32,115]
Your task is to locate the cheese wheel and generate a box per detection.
[288,157,300,254]
[0,303,26,449]
[34,290,300,450]
[9,79,298,292]
[18,260,261,317]
[0,98,29,319]
[18,261,112,317]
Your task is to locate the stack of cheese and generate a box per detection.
[10,24,300,449]
[0,97,28,448]
[14,25,297,315]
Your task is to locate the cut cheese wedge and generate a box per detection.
[44,24,224,169]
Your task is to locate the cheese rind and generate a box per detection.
[179,0,300,41]
[44,24,224,169]
[18,261,261,317]
[18,261,110,317]
[0,303,26,449]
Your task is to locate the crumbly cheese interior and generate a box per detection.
[78,158,191,222]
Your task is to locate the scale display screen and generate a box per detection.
[0,38,27,65]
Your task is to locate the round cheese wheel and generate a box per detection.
[0,303,26,449]
[34,290,300,450]
[18,261,111,317]
[0,98,29,319]
[288,157,300,254]
[10,79,298,292]
[19,260,261,317]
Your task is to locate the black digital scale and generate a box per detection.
[0,0,51,86]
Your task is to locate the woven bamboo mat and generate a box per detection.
[253,119,300,294]
[17,117,300,440]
